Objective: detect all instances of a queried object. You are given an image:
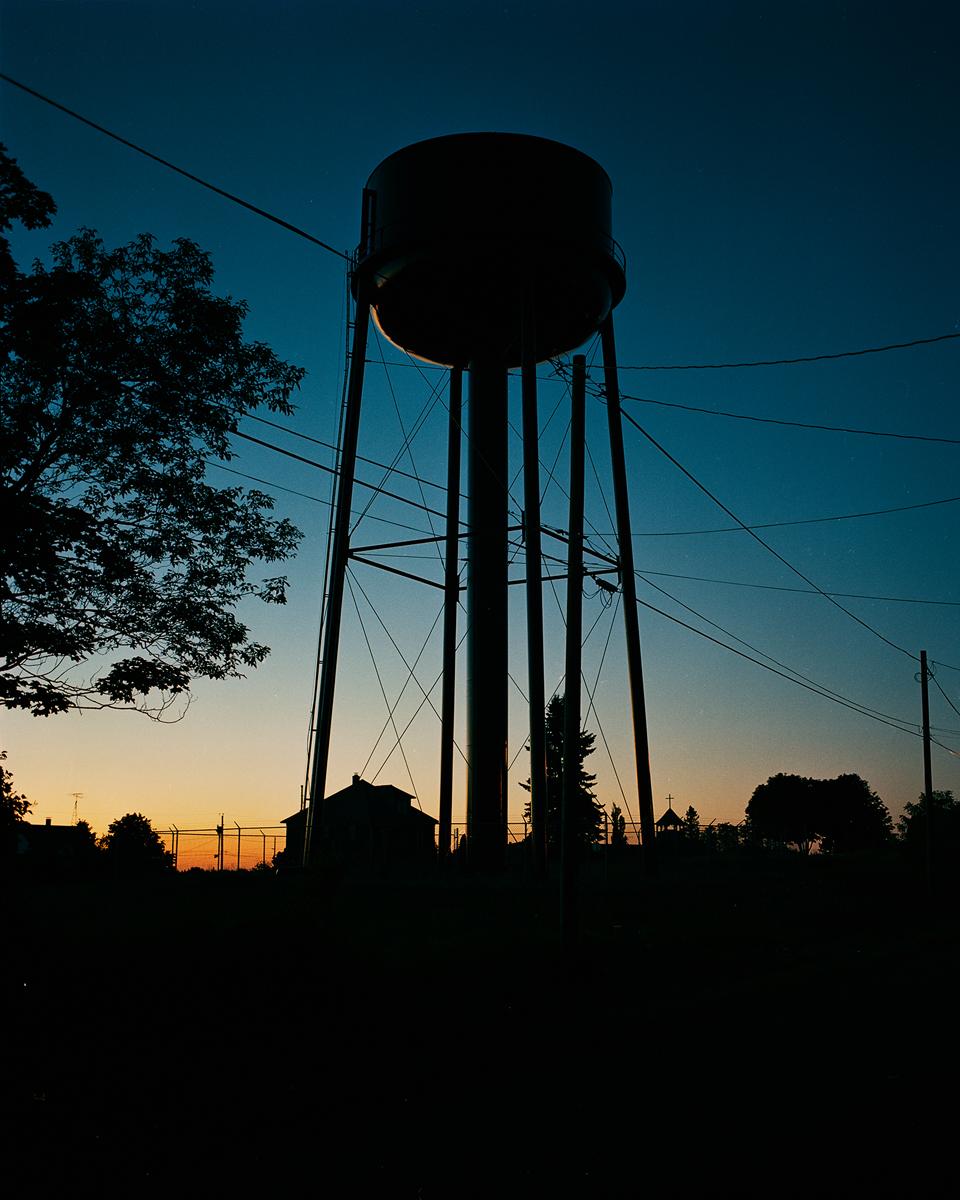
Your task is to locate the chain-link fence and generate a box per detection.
[156,825,287,871]
[155,816,744,871]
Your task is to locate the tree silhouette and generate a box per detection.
[101,812,172,872]
[746,774,817,853]
[0,144,304,717]
[747,772,892,854]
[898,789,960,853]
[609,803,628,850]
[816,774,892,853]
[0,750,31,851]
[522,694,604,852]
[683,805,701,843]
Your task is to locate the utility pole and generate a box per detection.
[217,816,224,872]
[235,822,242,871]
[920,650,934,897]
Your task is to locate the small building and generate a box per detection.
[655,802,685,835]
[283,774,437,871]
[14,819,94,864]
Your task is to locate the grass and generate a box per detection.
[4,850,958,1192]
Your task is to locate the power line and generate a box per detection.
[626,494,960,537]
[630,565,960,608]
[619,392,960,445]
[619,407,919,663]
[246,409,459,497]
[634,592,957,751]
[232,429,454,524]
[236,415,960,540]
[617,331,960,372]
[12,67,959,388]
[930,671,960,723]
[634,569,931,732]
[208,461,434,536]
[0,73,350,261]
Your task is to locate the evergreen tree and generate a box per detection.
[610,803,628,849]
[683,805,701,843]
[522,694,604,851]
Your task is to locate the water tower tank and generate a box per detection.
[353,133,626,367]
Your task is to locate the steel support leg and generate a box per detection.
[466,358,508,870]
[438,367,463,862]
[521,294,548,872]
[304,288,371,864]
[601,316,657,869]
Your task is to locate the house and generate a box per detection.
[14,819,95,864]
[283,774,437,871]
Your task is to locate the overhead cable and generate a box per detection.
[626,494,960,537]
[619,392,960,445]
[630,565,960,608]
[930,671,960,722]
[635,593,956,751]
[232,429,454,524]
[618,408,918,662]
[247,410,459,497]
[635,570,929,732]
[617,331,960,372]
[208,461,434,536]
[10,70,957,380]
[0,73,351,261]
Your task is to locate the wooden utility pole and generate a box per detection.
[920,650,934,896]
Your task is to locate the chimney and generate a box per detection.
[45,818,52,826]
[352,774,360,787]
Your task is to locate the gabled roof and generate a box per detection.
[328,777,414,805]
[284,776,437,825]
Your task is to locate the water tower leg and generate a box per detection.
[521,294,548,873]
[438,367,463,862]
[600,316,657,869]
[561,355,587,947]
[466,358,509,870]
[304,290,371,865]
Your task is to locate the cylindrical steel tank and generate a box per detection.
[353,133,626,367]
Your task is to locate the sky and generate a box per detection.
[2,0,959,844]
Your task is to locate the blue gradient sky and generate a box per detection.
[2,0,958,837]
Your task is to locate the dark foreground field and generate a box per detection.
[5,851,959,1194]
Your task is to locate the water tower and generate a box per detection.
[305,133,656,871]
